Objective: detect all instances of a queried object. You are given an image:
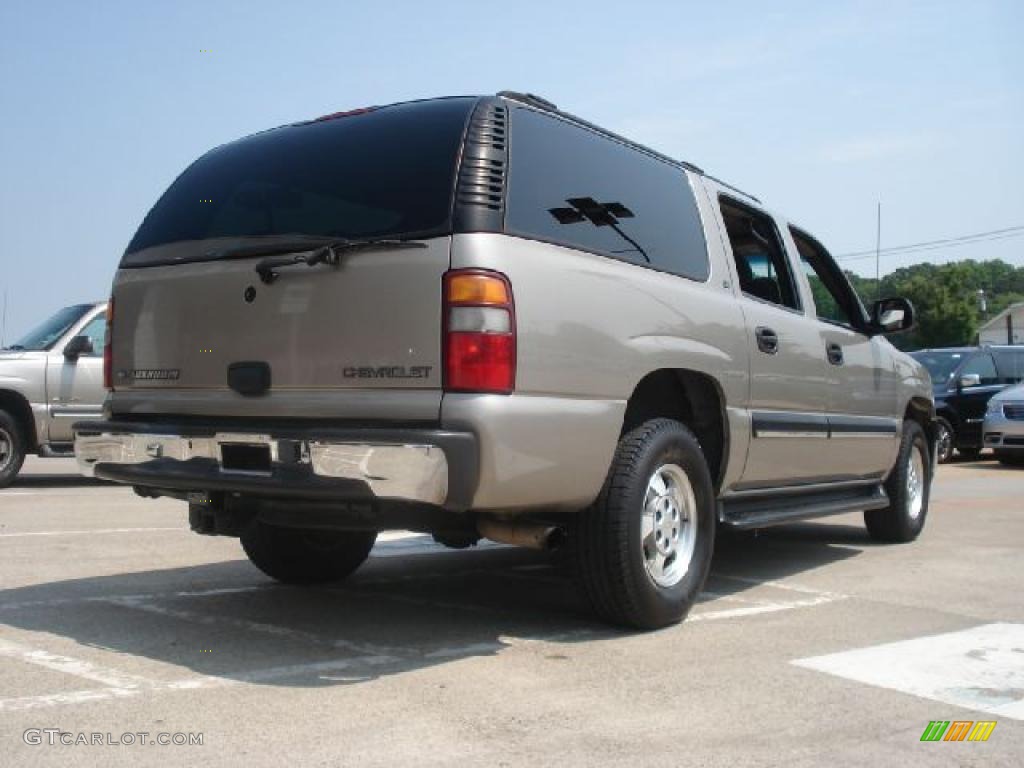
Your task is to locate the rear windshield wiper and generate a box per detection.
[206,238,427,284]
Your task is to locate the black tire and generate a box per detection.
[996,450,1024,467]
[957,447,982,461]
[570,418,715,630]
[240,522,376,584]
[865,420,930,543]
[0,410,27,489]
[934,417,954,464]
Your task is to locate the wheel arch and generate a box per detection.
[0,389,38,451]
[620,369,728,491]
[905,396,937,455]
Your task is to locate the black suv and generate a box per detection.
[911,346,1024,462]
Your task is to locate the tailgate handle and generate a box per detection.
[227,361,271,397]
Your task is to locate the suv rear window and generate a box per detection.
[505,107,709,281]
[122,98,475,264]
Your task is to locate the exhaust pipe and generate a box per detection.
[477,519,561,550]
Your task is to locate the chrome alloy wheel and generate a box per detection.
[0,427,11,471]
[935,422,953,463]
[641,463,698,588]
[907,443,926,520]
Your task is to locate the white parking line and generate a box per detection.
[690,594,842,622]
[793,623,1024,720]
[0,527,184,538]
[0,654,398,712]
[0,638,154,689]
[104,596,407,657]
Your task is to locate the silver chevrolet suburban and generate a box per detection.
[0,302,108,486]
[74,92,936,629]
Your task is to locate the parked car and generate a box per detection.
[74,91,935,629]
[983,382,1024,466]
[910,346,1024,462]
[0,302,108,487]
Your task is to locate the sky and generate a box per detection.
[1,0,1022,340]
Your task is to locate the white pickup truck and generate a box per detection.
[0,302,107,486]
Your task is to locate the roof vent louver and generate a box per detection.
[453,100,508,232]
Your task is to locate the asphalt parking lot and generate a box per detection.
[0,456,1021,767]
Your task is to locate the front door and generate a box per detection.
[950,352,1002,449]
[45,310,107,443]
[788,227,901,479]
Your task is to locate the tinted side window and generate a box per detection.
[718,199,800,310]
[961,354,998,385]
[791,228,866,328]
[994,350,1024,384]
[76,315,107,356]
[505,107,709,280]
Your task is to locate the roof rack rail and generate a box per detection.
[495,90,708,178]
[704,174,761,204]
[496,91,558,111]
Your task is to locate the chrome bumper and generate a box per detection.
[73,425,473,508]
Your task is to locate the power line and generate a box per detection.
[836,225,1024,261]
[838,229,1024,262]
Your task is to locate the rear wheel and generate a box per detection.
[865,420,930,543]
[0,410,27,489]
[934,417,954,464]
[240,522,376,584]
[571,419,715,629]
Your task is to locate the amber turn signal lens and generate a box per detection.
[446,273,510,305]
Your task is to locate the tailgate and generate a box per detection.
[110,239,449,421]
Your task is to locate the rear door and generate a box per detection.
[710,192,832,489]
[110,98,476,422]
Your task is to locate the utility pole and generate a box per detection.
[875,202,882,301]
[1,290,6,348]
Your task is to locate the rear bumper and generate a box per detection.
[73,420,478,511]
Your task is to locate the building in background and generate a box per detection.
[979,302,1023,345]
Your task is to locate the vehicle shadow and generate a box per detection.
[0,521,866,693]
[8,473,113,488]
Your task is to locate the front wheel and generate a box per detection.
[865,420,931,543]
[934,417,954,464]
[0,410,27,489]
[241,522,376,584]
[571,419,715,630]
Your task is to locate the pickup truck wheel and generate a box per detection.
[0,410,27,489]
[240,522,376,584]
[934,417,954,463]
[864,420,930,543]
[571,418,715,630]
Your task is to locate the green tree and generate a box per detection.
[841,258,1024,349]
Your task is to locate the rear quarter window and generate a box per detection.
[505,107,709,281]
[994,349,1024,383]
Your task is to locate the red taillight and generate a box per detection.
[102,299,113,390]
[443,270,515,394]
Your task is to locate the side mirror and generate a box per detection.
[63,335,94,360]
[870,297,915,334]
[958,373,981,389]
